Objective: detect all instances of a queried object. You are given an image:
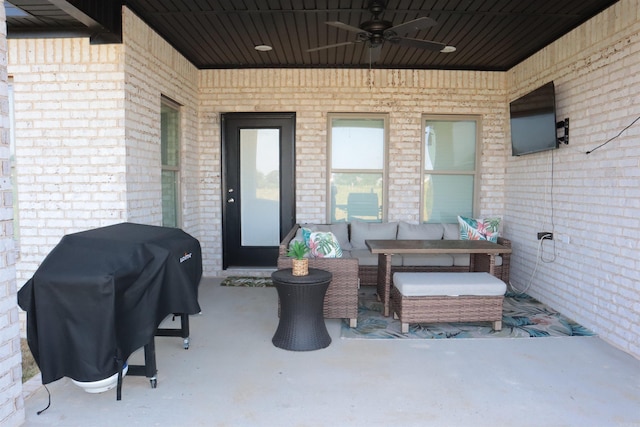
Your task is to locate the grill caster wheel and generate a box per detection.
[183,337,190,350]
[150,377,157,388]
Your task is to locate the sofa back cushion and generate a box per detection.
[397,222,444,240]
[350,221,398,249]
[443,223,460,240]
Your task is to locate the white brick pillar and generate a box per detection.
[0,0,25,425]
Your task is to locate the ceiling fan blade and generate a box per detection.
[306,41,356,53]
[385,17,437,36]
[326,21,367,34]
[389,37,446,51]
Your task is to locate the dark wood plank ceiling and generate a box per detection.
[6,0,621,71]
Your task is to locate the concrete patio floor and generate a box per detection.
[22,277,640,426]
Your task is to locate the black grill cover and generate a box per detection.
[17,222,202,384]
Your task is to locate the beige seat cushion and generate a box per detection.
[351,249,402,266]
[393,272,506,296]
[451,254,503,267]
[401,253,454,267]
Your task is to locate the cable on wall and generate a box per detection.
[586,115,640,154]
[510,236,549,294]
[544,149,557,263]
[510,148,557,294]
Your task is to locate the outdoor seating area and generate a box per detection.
[278,222,511,287]
[277,221,513,324]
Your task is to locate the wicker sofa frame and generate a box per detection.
[278,225,359,327]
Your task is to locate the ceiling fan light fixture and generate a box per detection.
[441,46,456,53]
[254,44,273,52]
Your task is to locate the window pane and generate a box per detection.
[240,129,280,246]
[424,174,474,223]
[162,171,178,227]
[161,99,180,227]
[161,103,179,167]
[331,118,384,170]
[331,172,382,222]
[425,120,476,171]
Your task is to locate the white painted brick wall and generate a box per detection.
[199,69,508,273]
[506,0,640,358]
[121,9,201,243]
[7,9,201,286]
[0,1,25,425]
[8,37,128,286]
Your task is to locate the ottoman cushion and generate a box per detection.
[393,272,506,297]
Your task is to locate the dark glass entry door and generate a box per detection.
[222,113,296,268]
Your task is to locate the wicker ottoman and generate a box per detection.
[391,272,506,333]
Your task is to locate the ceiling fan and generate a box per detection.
[307,0,455,63]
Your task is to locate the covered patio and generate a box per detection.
[3,1,640,424]
[21,278,640,426]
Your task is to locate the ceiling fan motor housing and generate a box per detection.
[360,19,393,46]
[360,19,393,34]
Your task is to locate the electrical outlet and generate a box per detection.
[537,232,553,240]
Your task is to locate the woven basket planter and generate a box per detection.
[291,258,309,276]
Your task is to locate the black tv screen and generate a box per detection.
[510,82,558,156]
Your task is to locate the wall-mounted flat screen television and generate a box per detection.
[509,81,558,156]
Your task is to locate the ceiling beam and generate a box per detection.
[48,0,103,30]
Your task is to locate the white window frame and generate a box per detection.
[161,96,182,228]
[421,114,481,223]
[327,113,389,223]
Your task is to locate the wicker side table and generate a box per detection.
[271,268,332,351]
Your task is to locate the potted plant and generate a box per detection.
[287,241,309,276]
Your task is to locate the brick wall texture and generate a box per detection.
[1,9,638,421]
[506,0,640,358]
[198,66,509,273]
[7,37,127,285]
[0,0,25,424]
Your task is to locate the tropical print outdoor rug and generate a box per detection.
[220,276,274,287]
[341,287,595,339]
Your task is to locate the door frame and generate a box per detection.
[221,112,296,269]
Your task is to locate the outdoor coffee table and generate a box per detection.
[271,268,332,351]
[365,239,512,316]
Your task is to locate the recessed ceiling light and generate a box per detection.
[255,45,273,52]
[440,46,457,53]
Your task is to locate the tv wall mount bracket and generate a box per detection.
[557,118,569,145]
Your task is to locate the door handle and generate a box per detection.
[227,198,235,203]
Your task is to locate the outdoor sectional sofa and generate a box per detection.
[277,221,511,328]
